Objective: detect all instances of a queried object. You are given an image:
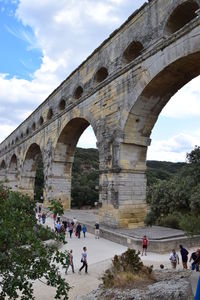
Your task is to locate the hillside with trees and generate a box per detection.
[146,146,200,234]
[34,147,187,207]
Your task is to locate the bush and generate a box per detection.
[36,225,55,241]
[159,214,180,229]
[179,214,200,236]
[144,211,156,226]
[102,249,153,288]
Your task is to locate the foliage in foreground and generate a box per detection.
[0,186,70,299]
[102,249,154,288]
[145,146,200,235]
[49,198,64,216]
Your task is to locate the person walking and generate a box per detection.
[69,222,73,238]
[65,250,75,274]
[179,245,189,269]
[192,249,200,272]
[79,247,88,274]
[76,223,82,239]
[41,212,46,224]
[169,249,179,269]
[95,222,100,239]
[82,225,87,238]
[142,235,148,256]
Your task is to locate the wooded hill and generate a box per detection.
[71,147,186,207]
[34,147,186,207]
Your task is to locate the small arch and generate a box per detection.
[39,116,44,126]
[26,127,29,136]
[21,132,24,139]
[0,160,6,169]
[74,86,83,99]
[11,140,14,145]
[164,1,199,35]
[59,98,66,110]
[15,137,19,143]
[123,41,144,64]
[32,122,36,131]
[9,154,17,171]
[95,67,109,83]
[47,108,53,120]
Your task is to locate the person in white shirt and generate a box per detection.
[79,247,88,274]
[169,249,179,269]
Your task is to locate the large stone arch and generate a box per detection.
[0,160,6,183]
[113,53,200,228]
[20,143,43,198]
[46,117,97,209]
[99,23,200,228]
[8,154,18,191]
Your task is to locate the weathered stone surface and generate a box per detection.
[0,0,200,227]
[75,269,193,300]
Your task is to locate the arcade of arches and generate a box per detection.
[0,0,200,228]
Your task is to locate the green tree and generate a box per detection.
[49,199,64,216]
[146,146,200,233]
[0,186,70,299]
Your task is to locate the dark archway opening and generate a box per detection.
[123,41,144,64]
[74,86,83,99]
[165,1,199,35]
[22,143,44,201]
[34,157,44,203]
[95,67,108,83]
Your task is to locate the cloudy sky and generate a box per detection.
[0,0,200,162]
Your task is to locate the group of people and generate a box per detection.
[142,235,200,272]
[35,205,47,224]
[65,247,88,275]
[169,245,200,271]
[53,215,87,239]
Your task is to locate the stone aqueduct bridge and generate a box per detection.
[0,0,200,228]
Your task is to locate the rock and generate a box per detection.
[75,269,193,300]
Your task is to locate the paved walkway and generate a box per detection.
[34,215,127,299]
[55,208,186,239]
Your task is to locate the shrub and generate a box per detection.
[159,213,180,229]
[102,249,153,288]
[144,211,156,226]
[179,214,200,236]
[36,225,55,241]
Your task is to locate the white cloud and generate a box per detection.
[147,130,200,162]
[0,124,16,143]
[162,76,200,118]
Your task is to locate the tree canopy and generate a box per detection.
[146,146,200,234]
[0,186,70,299]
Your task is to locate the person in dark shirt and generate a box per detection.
[95,222,100,239]
[191,249,200,271]
[179,245,189,269]
[76,223,82,239]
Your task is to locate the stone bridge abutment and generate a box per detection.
[0,0,200,228]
